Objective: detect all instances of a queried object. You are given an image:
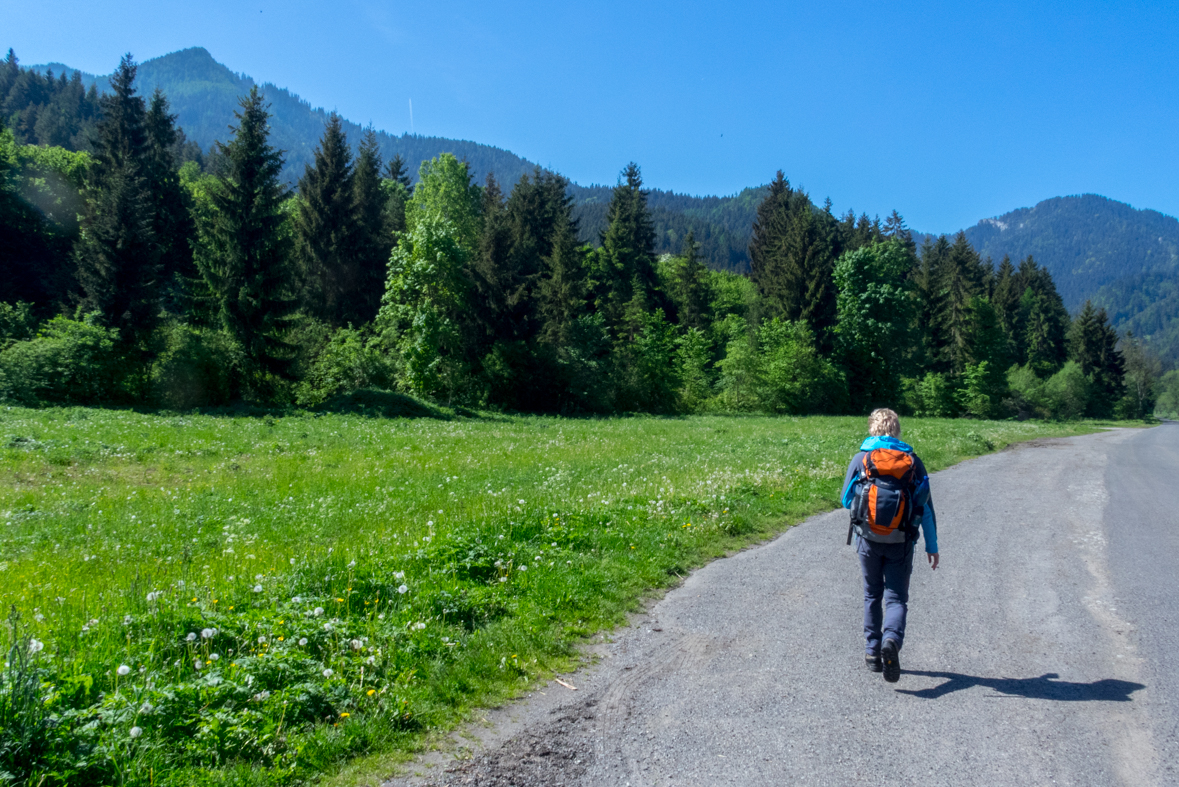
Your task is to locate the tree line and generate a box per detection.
[0,55,1159,419]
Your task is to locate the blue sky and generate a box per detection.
[6,0,1177,232]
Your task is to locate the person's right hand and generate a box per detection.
[927,552,939,571]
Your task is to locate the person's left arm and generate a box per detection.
[912,456,939,568]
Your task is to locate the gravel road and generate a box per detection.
[388,424,1176,787]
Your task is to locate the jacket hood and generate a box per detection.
[859,435,914,452]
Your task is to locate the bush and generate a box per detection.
[1007,362,1089,420]
[1154,370,1179,418]
[1042,361,1090,420]
[0,313,126,405]
[957,361,1008,419]
[296,327,392,408]
[0,301,38,345]
[756,319,846,414]
[903,372,958,417]
[150,323,242,409]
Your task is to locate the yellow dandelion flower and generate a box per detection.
[367,689,376,696]
[340,712,350,718]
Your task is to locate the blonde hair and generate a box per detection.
[868,408,901,438]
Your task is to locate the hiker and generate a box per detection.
[840,408,939,683]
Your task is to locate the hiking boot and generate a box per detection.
[881,638,901,683]
[865,653,882,672]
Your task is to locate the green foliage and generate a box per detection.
[376,215,470,400]
[296,327,392,408]
[1117,332,1159,419]
[957,361,1006,419]
[150,322,241,409]
[0,314,126,405]
[833,240,915,411]
[614,309,680,413]
[0,301,38,344]
[755,318,845,414]
[406,154,481,252]
[902,372,959,418]
[593,163,660,330]
[1154,369,1179,418]
[1007,361,1090,420]
[676,327,713,412]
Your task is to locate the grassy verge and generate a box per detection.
[0,407,1106,785]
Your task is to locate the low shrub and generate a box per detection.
[151,323,243,409]
[0,313,127,405]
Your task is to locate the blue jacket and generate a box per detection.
[840,436,938,553]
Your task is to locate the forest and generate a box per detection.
[0,52,1164,421]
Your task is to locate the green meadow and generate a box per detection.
[0,407,1098,785]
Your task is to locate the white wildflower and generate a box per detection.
[117,664,131,676]
[201,628,216,639]
[28,639,44,654]
[323,668,333,677]
[298,638,308,646]
[398,584,408,594]
[314,607,324,616]
[130,726,143,739]
[350,639,363,650]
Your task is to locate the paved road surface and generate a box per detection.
[392,425,1178,787]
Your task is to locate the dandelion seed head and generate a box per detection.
[323,668,333,677]
[117,664,131,676]
[129,726,143,739]
[314,607,324,616]
[28,639,44,654]
[193,658,203,670]
[186,632,197,642]
[397,584,408,594]
[201,628,216,639]
[253,584,263,593]
[299,638,308,646]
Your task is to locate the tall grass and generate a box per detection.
[0,406,1096,785]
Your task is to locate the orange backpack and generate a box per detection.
[847,448,918,544]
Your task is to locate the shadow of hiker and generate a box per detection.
[897,671,1145,701]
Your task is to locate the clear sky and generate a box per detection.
[5,0,1177,232]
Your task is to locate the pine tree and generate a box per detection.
[144,88,196,313]
[468,173,512,348]
[197,86,297,385]
[672,230,712,330]
[351,128,391,324]
[296,112,358,326]
[75,54,160,346]
[1070,300,1125,417]
[594,162,659,331]
[749,171,791,317]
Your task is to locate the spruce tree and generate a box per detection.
[1070,300,1125,417]
[296,112,358,326]
[672,230,712,330]
[144,88,196,313]
[1017,255,1069,373]
[934,231,988,374]
[915,235,950,371]
[76,54,160,346]
[991,255,1021,359]
[594,162,659,331]
[749,171,791,318]
[197,86,297,384]
[537,214,588,346]
[351,128,391,324]
[469,173,512,348]
[385,153,413,189]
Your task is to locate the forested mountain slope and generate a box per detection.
[950,195,1179,362]
[31,47,540,190]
